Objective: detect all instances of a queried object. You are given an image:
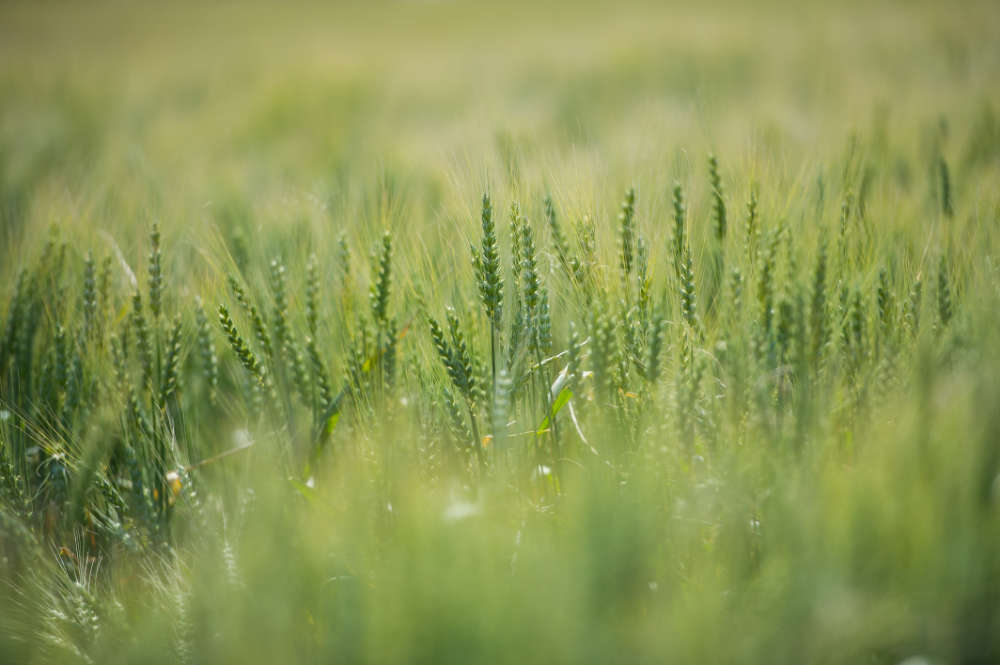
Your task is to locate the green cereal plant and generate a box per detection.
[841,288,867,378]
[618,187,637,292]
[305,254,320,337]
[285,336,311,406]
[809,236,829,364]
[369,231,393,326]
[148,223,163,320]
[0,270,26,378]
[838,191,853,276]
[160,315,183,404]
[132,291,154,392]
[635,236,651,316]
[776,291,804,380]
[428,308,484,464]
[588,304,621,408]
[98,255,113,319]
[490,366,513,452]
[566,320,585,395]
[876,267,895,350]
[519,221,551,358]
[269,258,290,352]
[507,204,527,366]
[268,257,310,409]
[904,275,923,337]
[82,252,98,338]
[366,230,397,395]
[938,155,954,218]
[441,385,471,447]
[194,300,219,404]
[305,335,333,414]
[472,194,503,386]
[228,276,273,360]
[706,154,727,318]
[217,304,266,387]
[722,266,748,417]
[337,233,351,278]
[642,306,665,384]
[757,230,778,342]
[575,214,598,283]
[937,254,953,328]
[671,182,687,281]
[745,186,760,267]
[676,326,702,448]
[679,244,700,338]
[709,153,727,242]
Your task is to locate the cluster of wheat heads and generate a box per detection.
[0,159,963,537]
[0,150,971,519]
[1,142,997,662]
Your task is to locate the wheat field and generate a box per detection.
[1,1,1000,663]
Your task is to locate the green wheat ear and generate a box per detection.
[840,288,866,371]
[937,255,953,328]
[305,253,320,337]
[337,233,351,278]
[228,275,272,359]
[776,293,804,369]
[708,153,726,242]
[218,304,266,385]
[671,182,686,280]
[269,258,290,350]
[643,306,665,384]
[305,335,333,411]
[194,299,219,404]
[160,314,183,403]
[132,290,154,391]
[475,193,503,329]
[428,308,484,462]
[285,335,311,406]
[369,230,393,325]
[876,267,895,334]
[809,235,829,364]
[904,276,922,337]
[509,201,524,291]
[566,320,584,393]
[473,193,503,389]
[98,254,113,319]
[757,230,778,339]
[838,190,853,275]
[744,185,760,266]
[519,220,551,355]
[704,156,727,319]
[678,244,701,340]
[618,186,637,283]
[587,301,622,406]
[938,155,954,218]
[82,252,98,336]
[148,223,163,320]
[490,366,512,451]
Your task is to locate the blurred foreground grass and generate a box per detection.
[2,1,1000,663]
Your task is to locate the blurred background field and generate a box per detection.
[1,1,1000,664]
[2,0,998,251]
